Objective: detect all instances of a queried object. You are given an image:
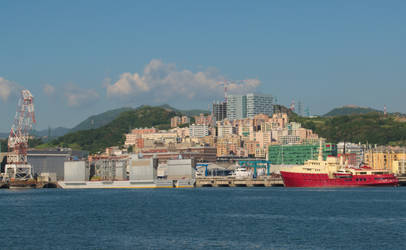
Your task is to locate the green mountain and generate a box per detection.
[323,105,382,117]
[159,104,210,116]
[27,105,208,140]
[32,127,71,138]
[48,106,181,153]
[0,133,9,139]
[292,113,406,146]
[0,138,7,152]
[71,107,134,132]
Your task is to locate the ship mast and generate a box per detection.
[318,140,323,161]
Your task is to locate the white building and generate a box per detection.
[226,93,274,120]
[217,123,233,138]
[246,93,274,118]
[226,95,247,120]
[189,124,209,138]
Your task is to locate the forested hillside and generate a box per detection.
[47,106,180,153]
[292,113,406,146]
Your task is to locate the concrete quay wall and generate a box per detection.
[195,177,284,187]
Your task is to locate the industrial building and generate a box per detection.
[27,149,88,180]
[268,143,337,165]
[162,159,196,179]
[140,147,217,163]
[64,161,89,182]
[91,158,128,181]
[129,155,159,182]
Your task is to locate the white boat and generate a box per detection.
[231,167,252,179]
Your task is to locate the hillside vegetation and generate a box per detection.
[292,113,406,146]
[0,139,7,152]
[47,106,180,153]
[70,107,134,132]
[323,105,382,117]
[159,104,210,116]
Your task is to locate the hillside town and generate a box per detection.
[105,93,406,176]
[1,92,406,189]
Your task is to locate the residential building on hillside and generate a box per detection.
[169,127,190,138]
[181,116,190,124]
[189,124,209,138]
[194,114,212,126]
[171,116,190,128]
[217,123,233,138]
[217,135,241,157]
[125,128,158,146]
[171,116,181,128]
[393,160,406,175]
[363,146,406,172]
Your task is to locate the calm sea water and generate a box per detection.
[0,187,405,250]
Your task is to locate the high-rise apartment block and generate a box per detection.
[246,93,274,118]
[212,101,227,122]
[226,93,273,120]
[226,95,247,120]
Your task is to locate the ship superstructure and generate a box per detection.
[280,141,398,187]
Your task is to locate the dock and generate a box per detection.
[195,176,284,187]
[0,180,59,189]
[397,176,406,186]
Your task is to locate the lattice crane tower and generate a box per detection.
[5,89,36,180]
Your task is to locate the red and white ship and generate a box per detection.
[280,143,398,188]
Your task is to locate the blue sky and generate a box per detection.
[0,0,405,131]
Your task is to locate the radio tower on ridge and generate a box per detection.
[290,100,295,112]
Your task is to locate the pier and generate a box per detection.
[195,176,284,187]
[2,176,406,188]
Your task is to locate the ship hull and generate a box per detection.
[280,171,398,188]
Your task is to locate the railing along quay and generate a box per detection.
[195,176,284,187]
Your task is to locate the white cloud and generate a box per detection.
[43,84,55,96]
[0,77,18,102]
[64,83,99,107]
[106,59,261,104]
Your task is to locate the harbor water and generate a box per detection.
[1,187,406,249]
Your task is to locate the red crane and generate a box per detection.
[5,89,36,180]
